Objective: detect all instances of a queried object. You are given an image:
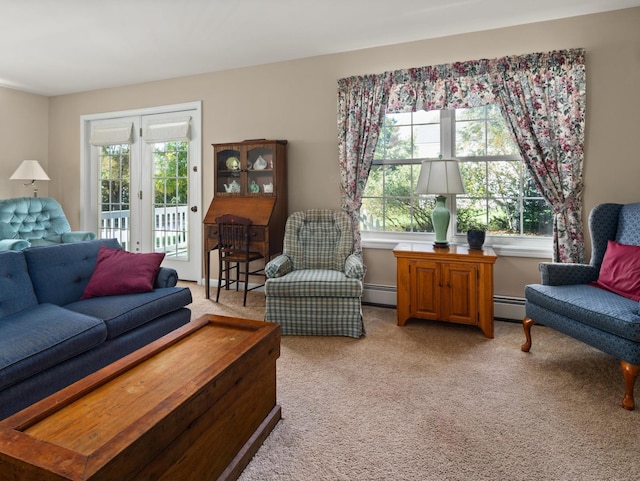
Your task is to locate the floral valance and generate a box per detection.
[382,49,584,113]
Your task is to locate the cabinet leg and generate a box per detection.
[479,322,494,339]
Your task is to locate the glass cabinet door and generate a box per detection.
[247,145,275,196]
[215,148,242,195]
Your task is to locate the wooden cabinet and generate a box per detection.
[204,140,288,298]
[394,243,497,338]
[213,140,286,198]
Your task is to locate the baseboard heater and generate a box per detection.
[362,284,525,321]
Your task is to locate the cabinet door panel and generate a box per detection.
[442,263,477,324]
[412,260,440,319]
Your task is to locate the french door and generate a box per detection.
[81,103,202,281]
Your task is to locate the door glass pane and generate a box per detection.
[152,140,189,259]
[98,144,131,250]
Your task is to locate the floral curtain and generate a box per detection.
[492,51,586,263]
[337,73,390,253]
[337,48,586,262]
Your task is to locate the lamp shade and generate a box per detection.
[10,160,50,181]
[416,159,465,195]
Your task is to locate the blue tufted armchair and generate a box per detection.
[0,197,96,251]
[522,202,640,409]
[264,209,366,338]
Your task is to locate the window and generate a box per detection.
[361,105,553,240]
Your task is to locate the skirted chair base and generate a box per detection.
[265,269,364,338]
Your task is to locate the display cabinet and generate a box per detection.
[213,140,286,197]
[204,139,288,299]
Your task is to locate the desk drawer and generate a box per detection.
[206,225,265,242]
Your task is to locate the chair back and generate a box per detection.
[215,214,253,258]
[589,202,640,269]
[283,209,354,271]
[0,197,72,241]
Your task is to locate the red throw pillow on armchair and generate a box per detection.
[81,246,165,299]
[591,240,640,301]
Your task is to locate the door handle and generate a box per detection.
[191,206,198,212]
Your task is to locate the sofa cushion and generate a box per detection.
[265,269,363,298]
[65,287,193,339]
[0,303,107,391]
[0,250,39,317]
[82,246,165,299]
[525,284,640,342]
[23,238,122,306]
[592,240,640,301]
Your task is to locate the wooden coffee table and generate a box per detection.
[0,314,281,481]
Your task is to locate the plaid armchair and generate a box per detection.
[264,209,365,338]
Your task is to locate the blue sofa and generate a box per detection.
[522,203,640,410]
[0,238,192,419]
[0,197,96,251]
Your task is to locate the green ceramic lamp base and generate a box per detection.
[431,195,450,246]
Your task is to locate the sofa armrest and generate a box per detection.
[155,267,178,288]
[0,239,30,251]
[61,231,97,243]
[344,253,366,279]
[539,262,599,286]
[265,255,292,278]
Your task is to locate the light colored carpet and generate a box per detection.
[183,282,640,481]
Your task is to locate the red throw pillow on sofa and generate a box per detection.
[81,246,165,299]
[591,240,640,301]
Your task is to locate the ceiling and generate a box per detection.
[2,0,639,97]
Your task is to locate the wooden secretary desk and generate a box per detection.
[203,139,288,299]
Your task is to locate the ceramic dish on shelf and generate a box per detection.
[253,155,267,170]
[226,157,240,170]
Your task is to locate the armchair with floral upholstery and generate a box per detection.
[0,197,96,251]
[264,209,365,338]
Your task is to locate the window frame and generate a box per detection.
[361,108,553,259]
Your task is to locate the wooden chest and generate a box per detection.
[0,315,281,481]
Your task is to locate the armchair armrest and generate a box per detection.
[61,231,97,243]
[0,239,30,252]
[539,262,599,286]
[344,253,366,280]
[265,254,292,278]
[155,267,178,288]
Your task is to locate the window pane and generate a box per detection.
[487,161,520,197]
[375,124,412,160]
[413,109,440,123]
[456,119,486,156]
[412,196,434,232]
[361,197,384,231]
[364,165,384,196]
[456,198,487,233]
[488,199,519,235]
[523,199,553,236]
[458,161,487,197]
[487,119,519,156]
[413,124,439,158]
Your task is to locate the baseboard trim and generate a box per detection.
[363,284,525,321]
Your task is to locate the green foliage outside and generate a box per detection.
[100,141,189,212]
